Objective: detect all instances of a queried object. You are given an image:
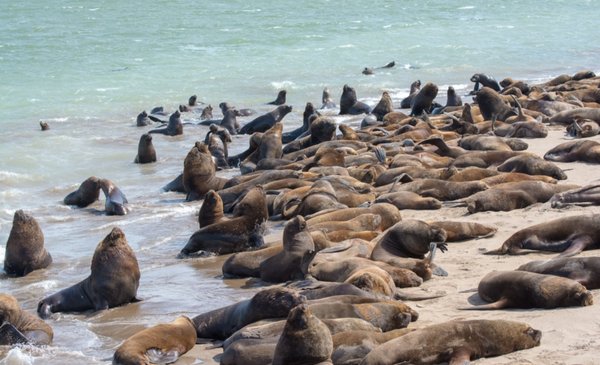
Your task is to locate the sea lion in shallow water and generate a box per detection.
[134,133,156,164]
[339,84,371,115]
[400,80,421,109]
[148,110,183,136]
[466,270,593,309]
[198,190,227,228]
[485,214,600,256]
[63,176,101,207]
[239,105,293,134]
[4,210,52,277]
[112,316,196,365]
[37,227,140,318]
[99,178,129,215]
[272,304,333,365]
[267,90,287,105]
[360,319,541,365]
[0,294,53,345]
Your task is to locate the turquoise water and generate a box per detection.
[0,1,599,363]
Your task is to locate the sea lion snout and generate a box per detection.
[576,291,594,306]
[527,327,543,345]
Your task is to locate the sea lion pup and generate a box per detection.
[259,216,315,283]
[474,87,516,121]
[198,190,227,228]
[339,84,371,115]
[470,73,502,93]
[375,191,442,210]
[282,102,317,143]
[517,257,600,289]
[183,142,228,201]
[465,270,593,310]
[427,220,497,241]
[566,118,600,138]
[409,82,438,116]
[37,227,140,319]
[239,105,293,134]
[321,87,337,109]
[267,89,287,105]
[180,186,268,256]
[371,91,394,121]
[204,124,231,169]
[485,214,600,257]
[4,210,52,277]
[544,139,600,163]
[99,178,129,215]
[272,304,333,365]
[135,111,151,126]
[283,179,348,219]
[0,294,53,345]
[360,319,541,365]
[112,316,196,365]
[306,203,401,232]
[497,154,567,180]
[308,300,418,332]
[63,176,101,207]
[148,110,183,136]
[550,183,600,208]
[133,133,156,164]
[193,287,305,340]
[399,80,421,109]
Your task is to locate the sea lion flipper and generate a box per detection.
[448,346,471,365]
[146,348,180,364]
[0,322,29,346]
[461,298,509,310]
[556,236,592,258]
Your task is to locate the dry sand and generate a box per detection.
[178,125,600,365]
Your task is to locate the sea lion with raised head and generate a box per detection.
[470,73,502,93]
[267,90,286,105]
[183,142,228,201]
[37,227,140,319]
[410,82,438,116]
[371,91,394,121]
[360,319,541,365]
[465,270,593,309]
[282,102,317,143]
[63,176,101,207]
[135,111,151,127]
[198,190,227,228]
[134,133,156,164]
[0,294,53,346]
[112,316,196,365]
[205,124,232,169]
[180,186,268,256]
[321,88,337,109]
[148,110,183,136]
[339,84,371,115]
[400,80,421,109]
[474,87,516,121]
[192,287,305,340]
[239,105,293,134]
[485,214,600,256]
[4,210,52,277]
[220,107,241,135]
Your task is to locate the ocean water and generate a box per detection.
[0,1,599,363]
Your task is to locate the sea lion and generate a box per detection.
[63,176,101,207]
[390,178,489,201]
[259,216,315,283]
[282,117,338,155]
[517,257,600,289]
[474,87,516,121]
[180,186,268,256]
[282,102,317,143]
[4,210,52,277]
[360,319,541,365]
[331,328,413,365]
[267,90,287,105]
[183,142,228,201]
[241,122,283,174]
[99,178,129,215]
[470,73,502,92]
[239,105,293,134]
[410,82,438,116]
[112,316,196,365]
[371,236,443,279]
[39,121,49,131]
[309,214,381,235]
[544,140,600,163]
[321,88,337,109]
[148,110,183,136]
[0,294,53,346]
[399,80,421,109]
[205,124,231,169]
[220,107,241,135]
[547,107,600,125]
[550,183,600,208]
[198,190,227,228]
[566,118,600,138]
[200,104,213,120]
[135,111,151,127]
[37,227,140,318]
[485,214,600,256]
[496,154,567,180]
[371,91,394,121]
[134,133,156,164]
[339,84,371,115]
[192,287,305,340]
[466,270,593,309]
[305,203,401,232]
[375,191,442,210]
[428,220,497,241]
[373,220,447,259]
[272,304,333,365]
[283,179,348,219]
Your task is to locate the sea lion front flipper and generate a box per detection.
[146,348,180,364]
[0,322,29,346]
[448,346,472,365]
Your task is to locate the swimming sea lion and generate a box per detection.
[134,133,156,164]
[37,227,140,318]
[272,304,333,365]
[360,319,541,365]
[112,316,196,365]
[192,287,305,340]
[64,176,101,207]
[339,84,371,115]
[239,105,293,134]
[485,214,600,256]
[148,110,183,136]
[135,111,151,127]
[0,294,53,345]
[410,82,438,116]
[466,270,593,309]
[517,257,600,289]
[200,104,213,120]
[4,210,52,277]
[180,186,268,256]
[267,90,287,105]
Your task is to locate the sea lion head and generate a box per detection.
[249,288,306,319]
[286,303,311,329]
[189,94,197,106]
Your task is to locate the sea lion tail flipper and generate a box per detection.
[394,290,447,301]
[147,349,180,364]
[0,322,29,346]
[459,298,509,310]
[482,247,506,255]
